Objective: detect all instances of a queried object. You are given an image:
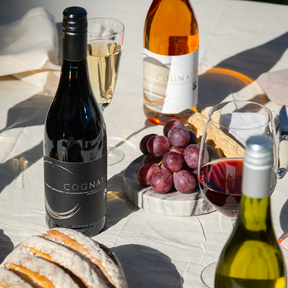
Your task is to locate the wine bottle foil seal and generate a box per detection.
[243,135,274,198]
[62,7,87,61]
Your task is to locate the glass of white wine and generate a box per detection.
[87,17,125,166]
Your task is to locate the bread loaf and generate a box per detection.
[0,228,128,288]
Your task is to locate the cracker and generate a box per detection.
[177,108,244,158]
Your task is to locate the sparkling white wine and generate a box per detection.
[43,7,107,237]
[143,0,199,124]
[87,42,122,110]
[215,136,286,288]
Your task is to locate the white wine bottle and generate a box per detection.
[215,135,287,288]
[43,7,107,237]
[143,0,199,124]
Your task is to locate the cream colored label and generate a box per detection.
[143,48,198,114]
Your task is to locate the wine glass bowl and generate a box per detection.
[87,17,125,166]
[198,101,278,219]
[87,18,124,110]
[197,100,278,287]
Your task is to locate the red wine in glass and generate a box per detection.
[199,158,277,219]
[199,158,243,219]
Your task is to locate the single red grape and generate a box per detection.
[182,164,199,188]
[147,135,171,157]
[162,151,184,173]
[138,162,160,185]
[163,119,184,136]
[151,170,173,194]
[173,170,196,194]
[139,133,157,154]
[184,144,200,169]
[168,126,190,147]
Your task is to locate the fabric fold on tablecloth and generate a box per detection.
[0,7,60,91]
[257,69,288,106]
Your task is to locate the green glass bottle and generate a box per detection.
[215,135,287,288]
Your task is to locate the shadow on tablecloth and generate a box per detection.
[0,92,52,194]
[0,229,14,263]
[0,93,53,134]
[103,171,139,231]
[198,31,288,110]
[0,141,43,194]
[112,244,183,288]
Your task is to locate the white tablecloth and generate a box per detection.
[0,0,288,287]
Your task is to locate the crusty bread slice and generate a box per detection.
[42,228,128,288]
[1,249,79,288]
[19,235,112,288]
[0,267,33,288]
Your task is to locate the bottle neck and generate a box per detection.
[242,159,271,199]
[63,31,87,61]
[238,195,272,232]
[239,157,273,232]
[60,28,90,84]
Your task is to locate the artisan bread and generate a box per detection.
[0,228,128,288]
[42,228,127,288]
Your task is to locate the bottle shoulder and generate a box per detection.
[216,223,285,279]
[144,0,198,55]
[146,0,194,17]
[44,85,106,160]
[145,0,197,31]
[47,85,100,118]
[45,84,104,135]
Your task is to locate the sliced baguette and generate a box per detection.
[19,235,112,288]
[42,228,128,288]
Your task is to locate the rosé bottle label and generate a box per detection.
[143,48,198,114]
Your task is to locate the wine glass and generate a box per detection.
[87,17,125,166]
[197,100,278,288]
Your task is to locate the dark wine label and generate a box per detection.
[44,155,107,227]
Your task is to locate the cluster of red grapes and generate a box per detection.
[138,120,212,194]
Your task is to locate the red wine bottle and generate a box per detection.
[143,0,199,124]
[43,7,107,237]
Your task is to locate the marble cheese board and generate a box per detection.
[123,155,215,216]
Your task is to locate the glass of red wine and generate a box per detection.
[197,100,278,288]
